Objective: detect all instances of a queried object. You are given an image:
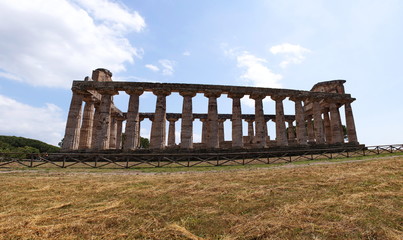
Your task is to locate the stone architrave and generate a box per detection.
[167,117,178,147]
[94,90,118,150]
[204,91,221,148]
[228,93,244,148]
[150,89,171,149]
[78,96,95,149]
[62,90,84,150]
[328,102,343,144]
[109,115,118,149]
[124,89,143,151]
[250,94,267,148]
[218,119,226,144]
[312,99,325,144]
[344,101,358,143]
[323,109,332,144]
[287,120,296,141]
[271,95,288,146]
[116,117,124,149]
[180,91,196,149]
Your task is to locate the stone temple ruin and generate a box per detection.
[62,68,359,152]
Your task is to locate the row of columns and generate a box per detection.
[62,89,358,151]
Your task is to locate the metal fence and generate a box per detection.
[0,144,402,169]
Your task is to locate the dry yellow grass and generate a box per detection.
[0,157,402,239]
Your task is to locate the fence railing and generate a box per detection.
[0,144,402,169]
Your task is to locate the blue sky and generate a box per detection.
[0,0,402,146]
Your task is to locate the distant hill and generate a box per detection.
[0,135,60,153]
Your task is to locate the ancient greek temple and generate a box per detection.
[62,68,359,152]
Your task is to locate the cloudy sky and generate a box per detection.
[0,0,402,146]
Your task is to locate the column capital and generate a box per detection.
[97,89,119,96]
[249,93,266,100]
[218,118,226,123]
[167,117,179,122]
[227,92,244,99]
[271,95,286,101]
[204,90,222,98]
[153,89,171,96]
[244,118,255,123]
[125,88,144,96]
[83,95,97,103]
[179,91,197,97]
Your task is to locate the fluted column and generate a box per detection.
[329,102,343,144]
[228,93,244,148]
[150,89,171,149]
[306,116,315,143]
[287,120,296,141]
[204,91,221,148]
[290,98,308,145]
[271,96,288,146]
[180,91,196,149]
[200,118,208,144]
[78,96,95,149]
[218,119,225,144]
[124,89,143,151]
[250,94,266,148]
[323,109,332,144]
[62,90,83,150]
[109,115,118,149]
[312,99,325,144]
[116,117,124,149]
[344,101,358,144]
[167,117,178,147]
[94,90,118,150]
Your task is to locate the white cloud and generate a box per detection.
[0,0,145,88]
[159,59,175,76]
[270,43,311,68]
[236,51,282,88]
[0,95,65,145]
[145,64,160,72]
[182,51,191,56]
[0,71,21,81]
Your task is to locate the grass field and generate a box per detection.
[0,156,402,239]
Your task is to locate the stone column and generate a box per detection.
[94,90,118,150]
[246,119,254,138]
[137,117,144,148]
[204,91,221,148]
[323,109,332,144]
[306,116,315,143]
[312,99,325,144]
[62,90,84,150]
[228,93,244,148]
[167,117,178,147]
[180,91,196,149]
[124,89,143,150]
[290,98,308,145]
[116,117,124,149]
[218,119,225,144]
[200,118,208,144]
[91,103,101,149]
[109,115,118,149]
[250,94,267,148]
[78,96,95,149]
[287,120,296,141]
[329,102,343,144]
[150,89,171,149]
[271,96,288,146]
[344,101,358,144]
